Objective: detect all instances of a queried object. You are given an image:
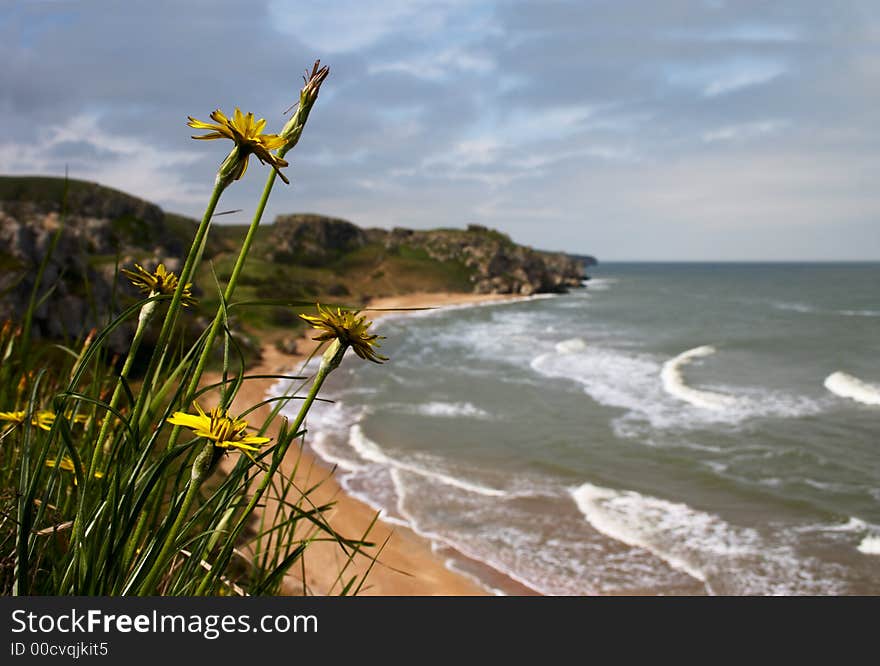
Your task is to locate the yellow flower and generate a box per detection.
[168,403,271,453]
[0,410,88,431]
[44,456,104,485]
[32,411,56,430]
[0,410,25,427]
[299,304,388,364]
[1,409,53,430]
[187,108,290,184]
[121,263,196,307]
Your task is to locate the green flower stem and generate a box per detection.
[130,179,226,429]
[193,340,345,595]
[189,169,280,407]
[290,340,345,439]
[88,298,157,476]
[171,78,323,438]
[137,441,214,594]
[162,169,279,457]
[64,298,158,591]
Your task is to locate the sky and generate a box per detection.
[2,0,879,261]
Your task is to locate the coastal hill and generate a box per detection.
[0,175,594,349]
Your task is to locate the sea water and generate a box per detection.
[279,263,880,595]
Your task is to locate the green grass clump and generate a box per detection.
[0,64,382,596]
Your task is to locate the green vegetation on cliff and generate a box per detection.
[0,175,592,347]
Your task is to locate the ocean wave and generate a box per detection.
[794,516,880,534]
[569,481,846,595]
[791,516,880,556]
[531,343,822,434]
[371,292,559,328]
[772,301,816,314]
[660,346,738,410]
[388,307,563,370]
[584,278,618,291]
[377,400,493,419]
[857,535,880,555]
[823,372,880,406]
[555,337,587,354]
[838,309,880,317]
[301,401,372,473]
[348,425,509,497]
[411,401,493,419]
[388,469,704,595]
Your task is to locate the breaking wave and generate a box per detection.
[824,371,880,406]
[660,346,738,410]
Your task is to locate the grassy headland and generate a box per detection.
[0,175,592,360]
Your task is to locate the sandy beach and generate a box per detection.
[207,292,517,596]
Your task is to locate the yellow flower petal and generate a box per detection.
[169,404,270,455]
[299,303,388,363]
[188,106,290,184]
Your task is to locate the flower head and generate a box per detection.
[299,304,388,364]
[0,409,88,431]
[121,263,196,306]
[168,403,271,454]
[187,108,289,184]
[45,456,104,485]
[280,60,330,151]
[0,410,25,427]
[1,409,55,430]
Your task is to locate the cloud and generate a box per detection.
[368,47,495,81]
[267,0,483,53]
[662,58,789,97]
[701,119,789,143]
[0,114,206,207]
[2,0,879,259]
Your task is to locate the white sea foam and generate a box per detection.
[411,401,492,419]
[660,346,738,410]
[584,278,617,291]
[386,468,706,595]
[371,292,558,328]
[570,483,709,585]
[302,402,371,472]
[532,343,822,435]
[569,481,846,595]
[823,371,880,406]
[555,337,587,354]
[857,535,880,555]
[348,425,509,497]
[837,516,870,532]
[773,301,816,314]
[796,516,880,539]
[839,309,880,317]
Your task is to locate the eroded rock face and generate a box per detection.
[269,215,590,296]
[1,176,595,351]
[381,224,587,295]
[270,214,367,265]
[0,191,183,350]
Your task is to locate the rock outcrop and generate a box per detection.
[269,217,588,296]
[386,224,586,295]
[0,176,596,348]
[271,214,367,265]
[0,177,189,349]
[271,214,595,295]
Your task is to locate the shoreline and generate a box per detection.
[210,291,531,596]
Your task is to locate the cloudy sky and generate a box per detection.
[2,1,879,260]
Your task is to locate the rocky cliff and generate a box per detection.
[0,177,190,348]
[269,219,588,296]
[271,214,368,266]
[389,224,586,295]
[0,176,595,347]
